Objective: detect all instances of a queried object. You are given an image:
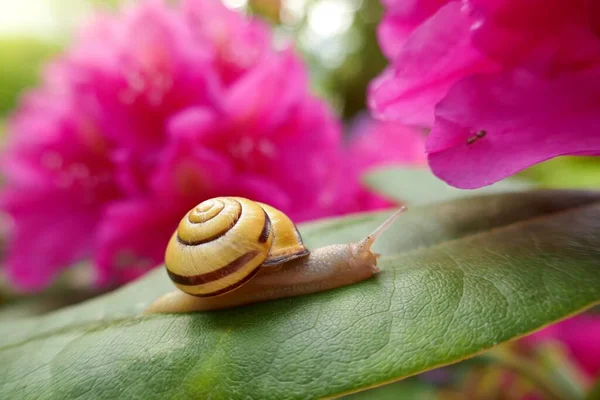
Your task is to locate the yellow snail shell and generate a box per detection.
[165,197,309,297]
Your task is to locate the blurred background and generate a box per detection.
[0,0,398,305]
[0,0,387,120]
[0,1,598,399]
[0,0,388,297]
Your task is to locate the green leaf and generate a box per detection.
[2,190,600,399]
[364,166,533,205]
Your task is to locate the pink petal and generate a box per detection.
[233,174,292,213]
[95,199,183,286]
[377,0,449,59]
[263,99,346,220]
[339,116,427,213]
[1,188,100,291]
[553,315,600,377]
[380,0,448,20]
[70,0,219,153]
[427,67,600,189]
[346,116,427,170]
[378,15,418,60]
[152,113,234,199]
[468,0,600,71]
[223,49,307,134]
[183,0,271,84]
[166,106,218,141]
[369,2,498,126]
[111,149,154,196]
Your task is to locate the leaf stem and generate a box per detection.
[535,342,589,399]
[480,348,583,400]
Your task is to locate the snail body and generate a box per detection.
[146,197,406,314]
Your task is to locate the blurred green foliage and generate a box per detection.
[327,0,386,119]
[520,156,600,189]
[248,0,387,120]
[0,37,59,117]
[588,380,600,400]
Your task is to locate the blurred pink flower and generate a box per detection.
[344,115,427,210]
[369,0,600,189]
[347,115,427,170]
[0,0,412,291]
[524,314,600,379]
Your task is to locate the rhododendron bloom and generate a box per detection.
[0,0,418,291]
[346,115,427,171]
[345,115,427,210]
[369,0,600,188]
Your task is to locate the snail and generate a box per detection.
[145,197,406,314]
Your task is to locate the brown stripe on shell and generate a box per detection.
[258,210,272,243]
[262,248,310,267]
[166,250,259,286]
[187,264,262,297]
[177,199,242,246]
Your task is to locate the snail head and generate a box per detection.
[349,206,407,273]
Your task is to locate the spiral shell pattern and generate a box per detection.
[165,197,308,297]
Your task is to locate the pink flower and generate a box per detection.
[0,0,404,291]
[524,314,600,379]
[369,0,600,189]
[346,115,427,169]
[344,115,427,210]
